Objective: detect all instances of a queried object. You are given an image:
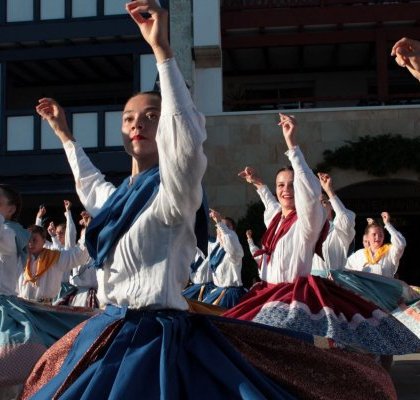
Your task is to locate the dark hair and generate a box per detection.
[0,184,22,221]
[222,216,236,231]
[125,91,162,108]
[56,223,66,231]
[275,166,294,177]
[28,224,47,240]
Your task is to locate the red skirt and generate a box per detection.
[223,275,420,355]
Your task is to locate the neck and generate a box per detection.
[282,207,295,217]
[369,245,381,254]
[131,156,158,176]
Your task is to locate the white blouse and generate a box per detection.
[345,223,406,278]
[312,195,355,274]
[19,242,90,301]
[70,259,98,289]
[257,147,325,284]
[0,215,21,296]
[63,58,207,310]
[36,210,77,252]
[189,248,212,285]
[210,222,244,288]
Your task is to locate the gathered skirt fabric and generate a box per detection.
[182,282,215,301]
[223,275,420,355]
[22,305,396,400]
[203,286,247,308]
[330,270,420,339]
[0,295,95,386]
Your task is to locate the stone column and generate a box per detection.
[169,0,194,89]
[192,0,223,114]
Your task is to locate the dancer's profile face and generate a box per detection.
[121,93,161,162]
[28,232,45,256]
[275,170,295,210]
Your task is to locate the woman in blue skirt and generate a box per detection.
[22,2,397,399]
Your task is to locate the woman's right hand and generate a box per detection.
[36,98,74,142]
[238,166,264,188]
[278,113,297,150]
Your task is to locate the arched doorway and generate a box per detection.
[338,179,420,286]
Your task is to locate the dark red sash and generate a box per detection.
[253,210,329,268]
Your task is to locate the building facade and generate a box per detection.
[1,0,419,282]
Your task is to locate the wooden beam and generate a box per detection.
[222,26,420,48]
[222,4,420,29]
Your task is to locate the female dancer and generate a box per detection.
[22,2,397,399]
[224,114,420,355]
[0,185,92,396]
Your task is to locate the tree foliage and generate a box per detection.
[316,134,420,176]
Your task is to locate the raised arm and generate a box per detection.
[210,209,243,261]
[127,1,206,223]
[35,98,116,216]
[63,200,77,249]
[319,172,355,249]
[279,114,325,241]
[382,212,406,266]
[238,167,280,226]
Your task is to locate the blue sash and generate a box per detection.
[190,256,204,273]
[86,166,208,268]
[209,244,226,272]
[86,166,160,268]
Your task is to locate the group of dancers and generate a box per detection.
[1,2,420,399]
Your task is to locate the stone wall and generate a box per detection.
[203,106,420,220]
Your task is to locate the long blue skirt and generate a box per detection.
[203,286,247,308]
[182,282,215,301]
[28,305,296,400]
[23,305,398,400]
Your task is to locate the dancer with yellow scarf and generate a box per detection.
[345,212,405,277]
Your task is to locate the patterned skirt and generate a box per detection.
[223,275,420,355]
[330,270,420,339]
[21,305,396,400]
[0,295,95,386]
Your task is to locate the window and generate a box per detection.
[7,116,34,151]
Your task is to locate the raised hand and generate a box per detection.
[209,208,222,224]
[381,211,390,225]
[238,166,264,188]
[125,1,172,63]
[47,221,56,238]
[36,205,46,219]
[317,172,334,197]
[64,200,72,211]
[278,113,297,149]
[79,210,91,227]
[36,98,74,143]
[246,229,253,240]
[391,37,420,81]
